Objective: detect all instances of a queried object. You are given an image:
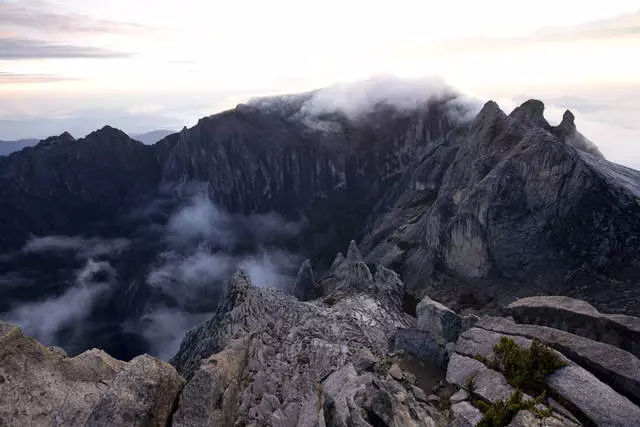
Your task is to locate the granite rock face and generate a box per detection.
[170,247,441,426]
[0,320,184,427]
[361,100,640,315]
[476,315,640,405]
[444,297,640,427]
[509,296,640,358]
[2,93,640,320]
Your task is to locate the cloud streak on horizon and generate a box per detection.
[0,38,131,60]
[0,1,156,35]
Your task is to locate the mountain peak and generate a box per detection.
[36,131,75,148]
[509,99,549,128]
[560,110,576,130]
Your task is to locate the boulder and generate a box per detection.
[477,315,640,404]
[547,365,640,427]
[450,402,482,427]
[450,389,469,404]
[507,410,579,427]
[417,296,462,345]
[85,355,185,427]
[446,353,519,403]
[0,321,183,427]
[172,338,249,427]
[354,347,378,373]
[509,296,640,358]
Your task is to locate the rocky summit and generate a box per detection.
[2,86,640,426]
[3,241,640,426]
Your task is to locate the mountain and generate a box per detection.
[131,129,176,145]
[3,242,640,426]
[1,87,640,365]
[0,138,38,156]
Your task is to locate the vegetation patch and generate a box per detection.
[471,337,566,427]
[476,337,567,396]
[476,390,552,427]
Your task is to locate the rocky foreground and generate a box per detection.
[2,242,640,426]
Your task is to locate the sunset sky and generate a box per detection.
[1,0,639,166]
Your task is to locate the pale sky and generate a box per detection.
[1,0,639,166]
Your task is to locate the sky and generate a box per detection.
[1,0,639,166]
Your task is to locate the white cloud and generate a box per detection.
[5,259,115,345]
[22,235,130,258]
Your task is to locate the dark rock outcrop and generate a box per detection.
[509,296,640,358]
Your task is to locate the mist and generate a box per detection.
[299,76,481,122]
[23,235,130,259]
[4,259,116,346]
[138,189,302,359]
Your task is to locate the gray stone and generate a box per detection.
[389,363,403,380]
[412,385,428,402]
[0,320,185,427]
[455,327,533,361]
[427,394,440,404]
[354,347,377,373]
[445,353,519,403]
[507,410,580,427]
[450,402,482,427]
[291,259,316,301]
[417,296,463,345]
[84,354,185,427]
[450,389,469,404]
[171,260,435,425]
[546,365,640,427]
[394,328,447,368]
[509,296,640,358]
[477,315,640,404]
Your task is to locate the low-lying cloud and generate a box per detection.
[4,259,116,346]
[139,190,302,359]
[299,76,481,122]
[23,235,130,259]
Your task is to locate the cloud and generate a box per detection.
[0,38,130,60]
[425,11,640,56]
[294,76,481,123]
[0,1,155,35]
[23,235,130,259]
[140,191,302,359]
[4,259,115,345]
[0,72,82,84]
[135,309,211,361]
[167,190,303,249]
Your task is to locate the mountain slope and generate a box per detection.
[0,138,38,156]
[1,87,640,364]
